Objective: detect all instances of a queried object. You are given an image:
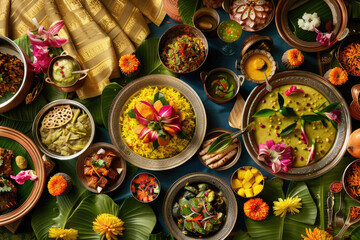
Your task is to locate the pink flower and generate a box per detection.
[300,120,309,146]
[325,109,341,125]
[258,140,294,173]
[306,139,316,166]
[284,86,304,96]
[314,26,332,47]
[31,46,53,73]
[10,170,38,185]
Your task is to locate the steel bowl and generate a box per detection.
[0,35,33,113]
[158,24,208,75]
[163,172,237,240]
[32,99,95,160]
[342,159,360,204]
[275,0,348,52]
[241,70,351,180]
[108,74,207,170]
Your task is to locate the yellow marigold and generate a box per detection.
[93,213,125,240]
[329,67,348,85]
[119,53,140,73]
[301,227,333,240]
[287,49,304,66]
[273,196,302,217]
[244,198,269,221]
[48,227,78,240]
[47,176,67,196]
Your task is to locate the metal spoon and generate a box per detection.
[72,69,90,75]
[334,206,360,240]
[327,191,335,230]
[335,188,345,228]
[259,63,272,92]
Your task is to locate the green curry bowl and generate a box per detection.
[200,68,243,104]
[163,172,237,240]
[45,51,87,92]
[32,99,95,160]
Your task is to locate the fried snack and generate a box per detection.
[42,104,73,129]
[0,147,15,177]
[0,178,17,211]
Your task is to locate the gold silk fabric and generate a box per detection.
[0,0,165,99]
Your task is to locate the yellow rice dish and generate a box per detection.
[120,86,196,159]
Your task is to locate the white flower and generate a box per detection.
[298,12,321,31]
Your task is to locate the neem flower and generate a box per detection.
[93,213,125,240]
[287,49,304,66]
[48,227,78,240]
[244,198,269,221]
[301,227,333,240]
[328,67,348,85]
[284,85,305,96]
[258,140,294,173]
[273,196,302,218]
[314,26,332,47]
[10,170,37,185]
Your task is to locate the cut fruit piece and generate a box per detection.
[255,174,264,183]
[244,170,253,181]
[243,182,252,189]
[237,188,245,197]
[237,169,246,179]
[232,179,242,189]
[245,188,254,198]
[253,185,264,196]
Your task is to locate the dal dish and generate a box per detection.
[120,86,196,159]
[52,58,80,87]
[253,85,336,168]
[244,53,272,81]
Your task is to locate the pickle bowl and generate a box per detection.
[130,172,161,203]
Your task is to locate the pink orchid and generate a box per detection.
[314,26,332,47]
[300,120,309,146]
[325,109,341,125]
[258,140,294,173]
[284,86,305,96]
[10,170,38,185]
[306,139,316,166]
[31,46,53,73]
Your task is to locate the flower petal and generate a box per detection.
[161,115,180,124]
[164,123,182,134]
[48,20,65,35]
[284,85,304,96]
[138,127,151,139]
[272,160,282,173]
[158,105,173,118]
[147,130,158,142]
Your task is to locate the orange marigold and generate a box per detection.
[119,53,140,73]
[48,176,67,196]
[244,198,269,221]
[287,49,304,66]
[301,227,333,240]
[329,67,348,85]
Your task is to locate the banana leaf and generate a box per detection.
[65,195,156,240]
[101,82,123,128]
[0,116,32,137]
[245,180,317,239]
[149,232,176,240]
[42,84,67,102]
[178,0,200,25]
[75,96,103,126]
[233,230,252,240]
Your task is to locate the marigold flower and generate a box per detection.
[301,227,333,240]
[119,53,140,74]
[273,196,302,217]
[328,67,348,85]
[287,49,304,66]
[47,175,67,196]
[244,198,269,221]
[48,227,78,240]
[93,213,125,240]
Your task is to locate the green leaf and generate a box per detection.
[207,133,231,153]
[233,230,252,240]
[330,120,338,131]
[208,138,233,154]
[279,122,297,137]
[14,35,33,60]
[0,116,32,138]
[149,232,176,240]
[42,84,67,102]
[75,96,103,126]
[101,82,123,128]
[300,115,326,122]
[178,0,200,25]
[253,109,276,117]
[128,109,136,118]
[177,130,189,139]
[92,158,105,168]
[154,92,169,106]
[278,93,284,108]
[153,140,159,151]
[317,102,340,113]
[279,107,297,118]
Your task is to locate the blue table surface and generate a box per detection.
[98,6,356,235]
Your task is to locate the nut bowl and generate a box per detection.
[163,172,237,240]
[32,99,95,160]
[0,35,33,113]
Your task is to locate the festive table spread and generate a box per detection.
[1,0,360,239]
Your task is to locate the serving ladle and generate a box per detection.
[334,206,360,240]
[259,62,272,92]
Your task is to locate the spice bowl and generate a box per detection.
[342,159,360,204]
[45,51,87,92]
[197,128,242,170]
[336,33,360,78]
[231,166,265,198]
[192,8,220,37]
[130,172,161,203]
[200,68,243,104]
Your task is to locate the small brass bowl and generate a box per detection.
[130,172,161,203]
[192,8,220,37]
[231,166,265,198]
[46,51,87,92]
[342,159,360,204]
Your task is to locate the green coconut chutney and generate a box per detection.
[254,85,336,167]
[52,59,80,87]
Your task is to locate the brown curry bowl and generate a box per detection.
[197,128,242,170]
[200,68,243,104]
[46,52,87,93]
[76,142,127,194]
[336,33,360,78]
[0,35,33,113]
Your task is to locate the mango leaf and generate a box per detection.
[75,96,103,126]
[252,109,276,117]
[101,82,123,128]
[279,122,297,137]
[42,84,67,102]
[178,0,200,25]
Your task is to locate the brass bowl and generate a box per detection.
[108,74,207,171]
[0,35,33,113]
[192,8,220,37]
[163,172,237,240]
[275,0,348,52]
[231,166,264,198]
[336,33,360,78]
[342,159,360,204]
[241,71,351,180]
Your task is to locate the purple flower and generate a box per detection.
[306,139,316,166]
[284,86,305,96]
[300,120,309,146]
[325,109,341,125]
[258,140,294,173]
[10,170,38,185]
[314,26,332,47]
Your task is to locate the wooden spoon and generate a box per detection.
[229,93,245,129]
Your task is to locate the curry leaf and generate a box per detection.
[207,133,231,153]
[253,109,276,117]
[178,130,189,139]
[278,93,284,108]
[316,102,340,113]
[279,122,297,137]
[279,107,297,118]
[300,114,326,122]
[178,0,200,25]
[321,119,328,128]
[128,109,136,118]
[154,92,169,106]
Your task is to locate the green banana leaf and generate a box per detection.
[101,82,123,128]
[75,96,103,126]
[0,228,36,240]
[178,0,200,25]
[14,35,33,60]
[0,116,32,137]
[42,84,67,102]
[233,230,252,240]
[0,136,35,215]
[149,232,176,240]
[245,180,317,239]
